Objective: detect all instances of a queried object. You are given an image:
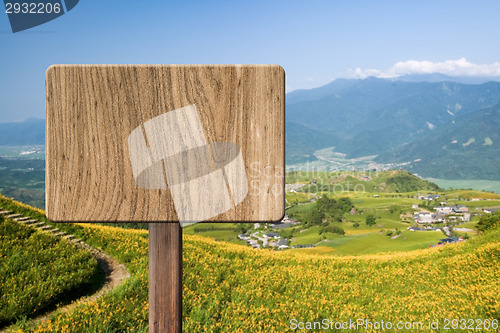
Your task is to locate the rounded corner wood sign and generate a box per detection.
[45,65,285,224]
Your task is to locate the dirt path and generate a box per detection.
[0,213,130,332]
[32,245,130,324]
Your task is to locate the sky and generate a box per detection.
[1,0,500,122]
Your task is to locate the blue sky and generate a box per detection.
[1,0,500,122]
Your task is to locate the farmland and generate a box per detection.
[186,170,500,257]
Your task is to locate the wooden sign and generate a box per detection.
[46,65,285,223]
[46,65,285,332]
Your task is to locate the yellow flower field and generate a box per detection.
[2,197,499,332]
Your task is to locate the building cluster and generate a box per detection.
[413,203,470,224]
[238,232,290,249]
[238,216,301,250]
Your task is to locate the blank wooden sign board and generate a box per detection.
[45,65,285,332]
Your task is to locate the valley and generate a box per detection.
[0,146,45,209]
[187,170,500,257]
[286,146,406,172]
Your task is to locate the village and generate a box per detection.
[406,193,500,246]
[237,215,300,250]
[236,191,500,251]
[409,194,470,228]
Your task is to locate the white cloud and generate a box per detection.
[349,58,500,79]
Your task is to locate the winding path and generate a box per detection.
[0,210,130,332]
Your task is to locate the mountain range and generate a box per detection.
[0,118,44,145]
[286,75,500,180]
[1,74,500,180]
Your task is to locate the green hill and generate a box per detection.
[2,195,500,332]
[0,198,101,328]
[289,170,442,193]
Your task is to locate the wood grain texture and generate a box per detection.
[46,65,285,222]
[149,223,182,332]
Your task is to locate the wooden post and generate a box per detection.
[149,223,182,333]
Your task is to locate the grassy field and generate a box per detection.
[182,222,242,243]
[285,190,431,252]
[294,229,446,256]
[0,216,101,328]
[285,192,314,205]
[325,230,444,255]
[290,223,445,256]
[280,173,500,255]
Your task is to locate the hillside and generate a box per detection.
[0,198,102,328]
[0,118,44,146]
[285,77,500,179]
[285,122,338,164]
[2,195,499,332]
[287,170,442,193]
[378,104,500,180]
[1,194,499,331]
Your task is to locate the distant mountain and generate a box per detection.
[286,78,361,105]
[0,118,44,145]
[334,80,500,156]
[287,78,500,148]
[285,76,500,180]
[378,104,500,180]
[286,122,337,164]
[397,73,500,84]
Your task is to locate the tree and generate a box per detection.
[365,214,376,227]
[477,212,500,232]
[353,221,360,228]
[310,207,324,225]
[238,223,248,234]
[388,205,401,215]
[321,224,345,235]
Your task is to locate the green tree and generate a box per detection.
[310,207,324,225]
[321,224,345,235]
[477,212,500,232]
[365,214,376,227]
[238,223,249,234]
